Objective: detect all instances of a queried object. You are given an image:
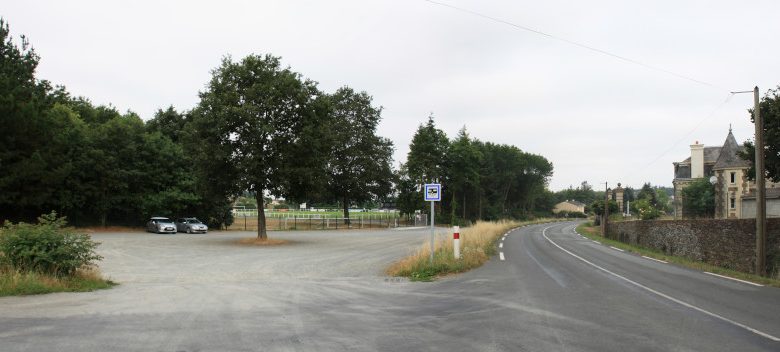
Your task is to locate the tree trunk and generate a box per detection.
[478,191,483,220]
[451,191,456,224]
[256,193,267,239]
[462,193,467,220]
[343,196,350,225]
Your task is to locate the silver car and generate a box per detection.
[175,217,208,234]
[146,217,177,234]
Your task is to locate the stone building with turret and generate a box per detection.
[672,128,780,219]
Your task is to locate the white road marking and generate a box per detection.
[609,246,624,252]
[704,272,764,287]
[591,240,601,245]
[642,256,668,264]
[499,243,504,248]
[499,252,505,261]
[541,225,780,342]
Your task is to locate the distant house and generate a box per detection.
[554,200,586,214]
[672,128,780,219]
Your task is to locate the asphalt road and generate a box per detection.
[1,222,779,351]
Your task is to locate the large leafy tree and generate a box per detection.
[681,178,715,218]
[190,54,323,239]
[740,86,780,182]
[324,87,394,224]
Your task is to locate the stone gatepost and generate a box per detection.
[613,183,625,214]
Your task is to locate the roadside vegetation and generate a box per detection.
[387,219,562,281]
[0,213,115,296]
[576,222,780,287]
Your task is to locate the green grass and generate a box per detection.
[0,267,117,297]
[575,222,780,288]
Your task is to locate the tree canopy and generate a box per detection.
[398,118,554,224]
[681,178,715,218]
[740,86,780,182]
[323,87,394,223]
[189,54,325,238]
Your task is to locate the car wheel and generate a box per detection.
[187,227,192,234]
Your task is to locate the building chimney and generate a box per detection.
[690,141,704,178]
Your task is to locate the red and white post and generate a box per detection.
[453,226,461,259]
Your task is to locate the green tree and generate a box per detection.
[740,86,780,182]
[406,115,450,185]
[146,106,188,143]
[637,183,658,207]
[590,199,619,225]
[445,127,482,223]
[189,54,323,239]
[634,199,661,220]
[324,86,394,224]
[395,165,424,221]
[0,19,59,221]
[681,178,715,218]
[655,188,671,214]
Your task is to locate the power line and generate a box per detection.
[622,92,735,181]
[423,0,726,92]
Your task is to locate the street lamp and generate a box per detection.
[731,87,766,276]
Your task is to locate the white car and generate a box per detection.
[146,217,177,234]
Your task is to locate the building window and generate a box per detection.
[730,172,736,184]
[730,197,736,209]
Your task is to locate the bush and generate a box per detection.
[0,212,103,277]
[554,211,587,218]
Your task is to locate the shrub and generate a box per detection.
[0,212,103,277]
[554,210,587,218]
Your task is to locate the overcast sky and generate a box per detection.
[5,0,780,191]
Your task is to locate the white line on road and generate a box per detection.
[541,225,780,342]
[499,252,505,261]
[591,240,601,245]
[704,272,764,287]
[609,246,624,252]
[499,243,504,248]
[642,256,668,264]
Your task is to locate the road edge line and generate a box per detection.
[541,225,780,342]
[704,272,764,287]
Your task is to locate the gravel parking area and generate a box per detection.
[0,228,454,351]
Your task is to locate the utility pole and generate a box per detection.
[731,86,767,276]
[753,86,767,276]
[602,182,609,236]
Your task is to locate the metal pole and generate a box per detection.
[602,182,608,236]
[754,86,767,276]
[430,201,435,265]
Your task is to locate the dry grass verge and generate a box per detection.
[236,237,292,246]
[0,266,116,297]
[386,219,562,281]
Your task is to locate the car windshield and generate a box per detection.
[187,219,202,224]
[156,218,173,223]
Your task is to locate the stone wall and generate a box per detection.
[606,219,780,273]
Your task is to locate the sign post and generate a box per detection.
[424,184,442,265]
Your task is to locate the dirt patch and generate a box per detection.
[236,237,293,246]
